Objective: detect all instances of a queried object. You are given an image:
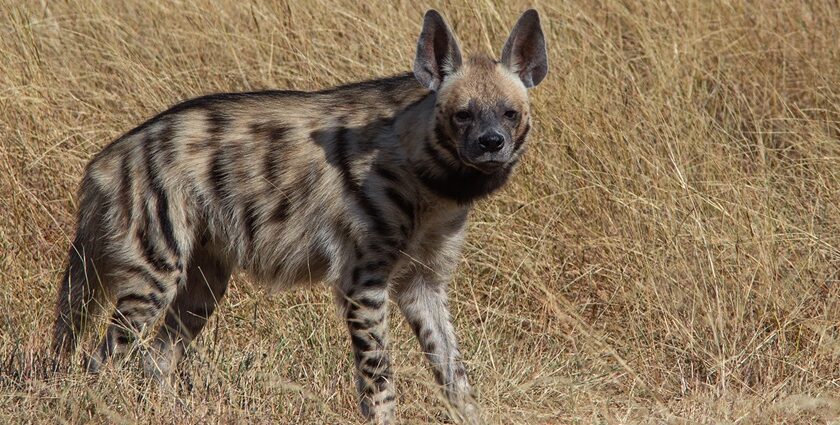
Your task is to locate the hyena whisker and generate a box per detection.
[51,8,547,425]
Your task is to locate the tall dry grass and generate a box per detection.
[2,0,840,423]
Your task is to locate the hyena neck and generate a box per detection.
[399,97,517,205]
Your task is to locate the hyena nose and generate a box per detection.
[478,132,504,152]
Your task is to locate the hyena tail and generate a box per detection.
[52,181,109,359]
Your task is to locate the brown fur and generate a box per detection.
[52,9,547,425]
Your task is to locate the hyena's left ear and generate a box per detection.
[414,10,463,91]
[501,9,548,88]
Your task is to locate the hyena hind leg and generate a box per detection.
[86,265,181,374]
[145,244,232,381]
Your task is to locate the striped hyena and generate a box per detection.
[52,9,547,424]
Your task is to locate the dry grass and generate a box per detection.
[2,0,840,423]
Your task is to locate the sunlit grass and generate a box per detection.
[1,0,839,423]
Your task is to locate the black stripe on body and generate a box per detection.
[423,140,459,172]
[157,123,177,167]
[118,155,134,227]
[206,110,229,144]
[208,148,232,204]
[332,127,392,238]
[143,133,180,259]
[136,212,175,273]
[271,197,290,223]
[253,122,290,185]
[242,200,259,249]
[373,164,400,183]
[384,187,415,225]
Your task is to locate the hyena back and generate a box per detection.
[53,9,547,424]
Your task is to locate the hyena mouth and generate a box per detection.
[464,159,507,174]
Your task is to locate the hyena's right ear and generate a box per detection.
[413,10,463,91]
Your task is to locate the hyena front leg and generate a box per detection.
[145,244,232,381]
[397,272,480,424]
[337,249,399,424]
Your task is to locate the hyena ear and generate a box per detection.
[413,10,463,91]
[501,9,548,88]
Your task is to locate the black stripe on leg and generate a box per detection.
[117,293,163,310]
[357,297,384,310]
[351,334,373,353]
[409,320,423,337]
[432,369,444,385]
[347,306,384,327]
[348,316,381,331]
[360,278,386,289]
[136,213,176,273]
[123,265,170,294]
[370,332,385,349]
[363,356,390,369]
[372,372,392,391]
[420,328,433,341]
[375,395,396,405]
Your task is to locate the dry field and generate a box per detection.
[2,0,840,423]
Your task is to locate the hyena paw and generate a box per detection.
[450,393,483,424]
[142,349,176,384]
[458,402,483,425]
[360,397,396,425]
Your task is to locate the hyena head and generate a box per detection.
[414,9,548,173]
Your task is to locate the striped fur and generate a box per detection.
[52,9,547,425]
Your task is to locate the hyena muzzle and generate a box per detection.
[52,9,547,424]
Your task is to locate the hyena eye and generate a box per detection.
[504,110,518,120]
[454,110,472,122]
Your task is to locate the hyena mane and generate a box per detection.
[52,9,548,425]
